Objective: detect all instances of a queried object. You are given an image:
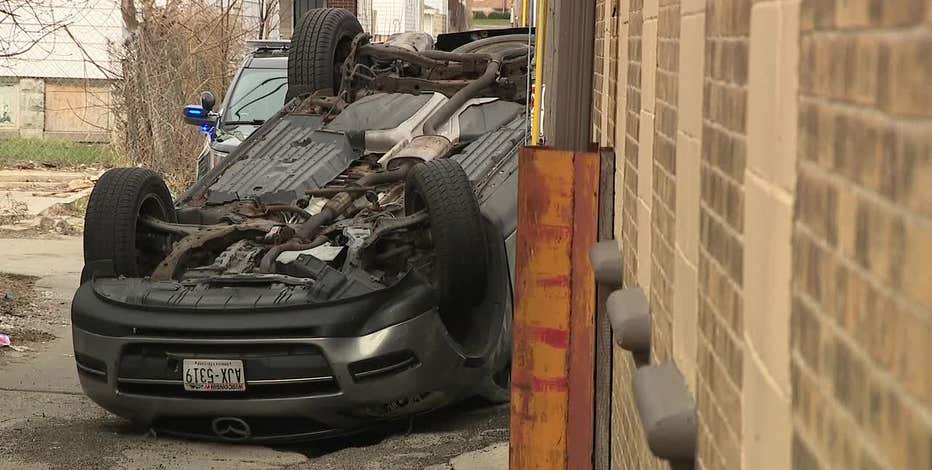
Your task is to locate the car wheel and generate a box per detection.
[84,168,176,277]
[405,159,488,314]
[286,8,362,100]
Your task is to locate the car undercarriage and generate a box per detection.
[73,9,532,443]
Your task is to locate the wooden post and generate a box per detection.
[510,147,599,470]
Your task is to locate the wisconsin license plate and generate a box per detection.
[182,359,245,392]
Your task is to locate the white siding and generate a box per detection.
[0,0,276,80]
[0,0,124,80]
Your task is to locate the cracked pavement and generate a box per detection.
[0,237,509,470]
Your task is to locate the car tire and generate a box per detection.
[406,159,488,314]
[477,301,513,404]
[477,361,512,404]
[84,168,176,277]
[286,8,362,100]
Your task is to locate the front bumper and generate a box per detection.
[72,308,487,443]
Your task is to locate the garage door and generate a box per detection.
[44,80,112,142]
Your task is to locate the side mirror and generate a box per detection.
[200,91,216,112]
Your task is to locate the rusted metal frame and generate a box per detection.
[356,44,490,70]
[510,148,600,470]
[369,75,472,97]
[567,151,599,470]
[511,148,575,470]
[594,148,616,470]
[151,221,280,281]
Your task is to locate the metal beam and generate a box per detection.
[548,0,596,151]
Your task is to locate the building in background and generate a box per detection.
[0,0,270,144]
[471,0,508,15]
[282,0,468,41]
[0,0,123,142]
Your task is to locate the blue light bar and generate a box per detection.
[184,105,205,118]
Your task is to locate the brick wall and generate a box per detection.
[650,0,680,365]
[610,1,672,469]
[622,0,643,291]
[791,1,932,469]
[695,0,750,468]
[587,0,929,468]
[326,0,356,14]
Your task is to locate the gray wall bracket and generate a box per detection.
[633,362,697,464]
[589,239,623,286]
[606,287,651,353]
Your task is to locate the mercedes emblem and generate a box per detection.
[211,417,252,441]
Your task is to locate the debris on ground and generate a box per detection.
[0,168,100,237]
[0,273,57,354]
[0,194,29,225]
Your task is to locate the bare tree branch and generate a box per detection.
[0,0,70,58]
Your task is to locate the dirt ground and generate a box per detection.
[0,163,102,239]
[0,273,58,352]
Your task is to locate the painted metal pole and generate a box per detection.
[510,148,599,470]
[529,0,547,144]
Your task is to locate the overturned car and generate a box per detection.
[72,8,532,443]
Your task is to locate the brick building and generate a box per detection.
[585,0,931,468]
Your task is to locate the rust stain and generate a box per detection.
[513,323,571,349]
[513,369,570,392]
[566,152,599,470]
[537,275,571,288]
[511,147,575,470]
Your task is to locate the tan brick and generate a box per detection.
[796,170,838,247]
[682,0,705,14]
[701,248,744,334]
[638,198,653,290]
[676,132,701,264]
[834,0,874,29]
[742,354,792,470]
[801,0,836,30]
[645,0,659,19]
[748,0,799,191]
[792,433,824,470]
[642,18,658,110]
[701,163,744,234]
[679,12,706,138]
[639,110,656,205]
[674,249,699,392]
[744,173,794,390]
[902,216,932,312]
[879,35,932,118]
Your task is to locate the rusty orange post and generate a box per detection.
[510,147,599,470]
[567,151,599,469]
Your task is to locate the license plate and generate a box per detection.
[182,359,245,392]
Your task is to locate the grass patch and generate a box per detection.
[0,138,115,166]
[472,18,513,28]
